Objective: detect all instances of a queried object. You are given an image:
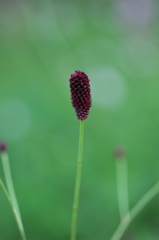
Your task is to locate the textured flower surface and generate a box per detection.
[0,141,7,152]
[69,70,91,120]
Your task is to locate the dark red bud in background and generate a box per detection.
[114,146,125,159]
[0,141,7,153]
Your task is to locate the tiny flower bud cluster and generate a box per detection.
[114,147,125,159]
[0,141,7,153]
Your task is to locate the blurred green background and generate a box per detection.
[0,0,159,239]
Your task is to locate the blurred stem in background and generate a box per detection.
[115,148,129,220]
[111,148,159,240]
[0,151,27,240]
[71,120,84,240]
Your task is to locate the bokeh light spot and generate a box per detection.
[115,0,156,28]
[0,98,32,141]
[118,36,159,78]
[87,66,127,109]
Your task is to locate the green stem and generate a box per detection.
[0,179,24,236]
[110,181,159,240]
[71,120,85,240]
[116,157,129,220]
[0,178,12,204]
[1,153,27,240]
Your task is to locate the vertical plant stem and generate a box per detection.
[0,179,25,236]
[110,181,159,240]
[116,157,129,220]
[1,153,27,240]
[71,120,85,240]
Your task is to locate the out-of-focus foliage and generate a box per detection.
[0,0,159,239]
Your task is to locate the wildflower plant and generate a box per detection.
[69,70,159,240]
[69,70,91,240]
[111,147,159,240]
[0,141,27,240]
[0,70,159,240]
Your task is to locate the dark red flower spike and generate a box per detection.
[69,70,91,120]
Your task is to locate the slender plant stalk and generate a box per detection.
[71,120,85,240]
[110,181,159,240]
[1,153,27,240]
[0,179,12,204]
[116,157,129,220]
[0,179,25,237]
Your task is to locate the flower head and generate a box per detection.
[69,70,91,120]
[114,146,125,159]
[0,141,7,153]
